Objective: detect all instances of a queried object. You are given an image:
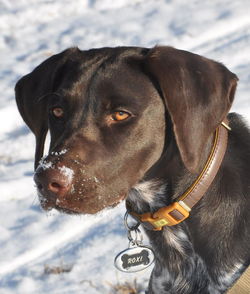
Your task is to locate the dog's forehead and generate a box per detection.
[59,47,153,106]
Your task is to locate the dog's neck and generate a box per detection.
[128,130,214,209]
[127,121,229,228]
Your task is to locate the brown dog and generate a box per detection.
[15,46,250,293]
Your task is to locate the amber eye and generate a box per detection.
[52,107,64,118]
[111,111,130,121]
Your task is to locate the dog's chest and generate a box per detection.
[128,181,244,293]
[127,180,194,259]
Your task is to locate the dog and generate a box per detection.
[15,46,250,293]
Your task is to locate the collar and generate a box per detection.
[127,119,230,231]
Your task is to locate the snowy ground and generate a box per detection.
[0,0,249,293]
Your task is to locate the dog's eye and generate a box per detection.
[111,111,130,122]
[52,107,64,118]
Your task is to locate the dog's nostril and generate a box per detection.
[51,182,61,189]
[48,181,69,196]
[48,182,62,193]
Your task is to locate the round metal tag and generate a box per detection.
[114,246,155,273]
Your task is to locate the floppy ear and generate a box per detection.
[15,49,75,169]
[145,46,238,173]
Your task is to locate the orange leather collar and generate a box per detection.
[127,120,230,231]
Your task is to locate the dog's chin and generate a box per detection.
[39,193,127,215]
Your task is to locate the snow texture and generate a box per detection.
[58,166,74,182]
[0,0,249,293]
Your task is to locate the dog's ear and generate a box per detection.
[144,46,238,173]
[15,49,76,169]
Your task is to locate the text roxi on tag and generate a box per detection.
[114,211,155,273]
[114,245,155,273]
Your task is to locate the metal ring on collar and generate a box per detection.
[124,211,140,231]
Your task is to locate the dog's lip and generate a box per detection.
[39,198,82,215]
[109,193,127,208]
[54,205,82,215]
[39,192,128,214]
[39,199,56,211]
[38,192,56,211]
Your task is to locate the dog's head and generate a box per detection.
[15,46,237,214]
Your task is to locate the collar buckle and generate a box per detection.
[139,202,190,231]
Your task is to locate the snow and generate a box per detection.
[0,0,249,293]
[58,166,74,182]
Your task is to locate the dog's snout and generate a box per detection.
[34,166,73,203]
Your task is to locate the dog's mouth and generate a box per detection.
[39,191,127,215]
[54,205,83,215]
[34,157,130,215]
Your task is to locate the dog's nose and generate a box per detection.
[34,166,73,199]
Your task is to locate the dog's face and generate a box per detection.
[16,48,166,214]
[15,46,237,214]
[43,52,166,213]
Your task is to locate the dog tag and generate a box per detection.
[114,245,155,273]
[114,211,155,272]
